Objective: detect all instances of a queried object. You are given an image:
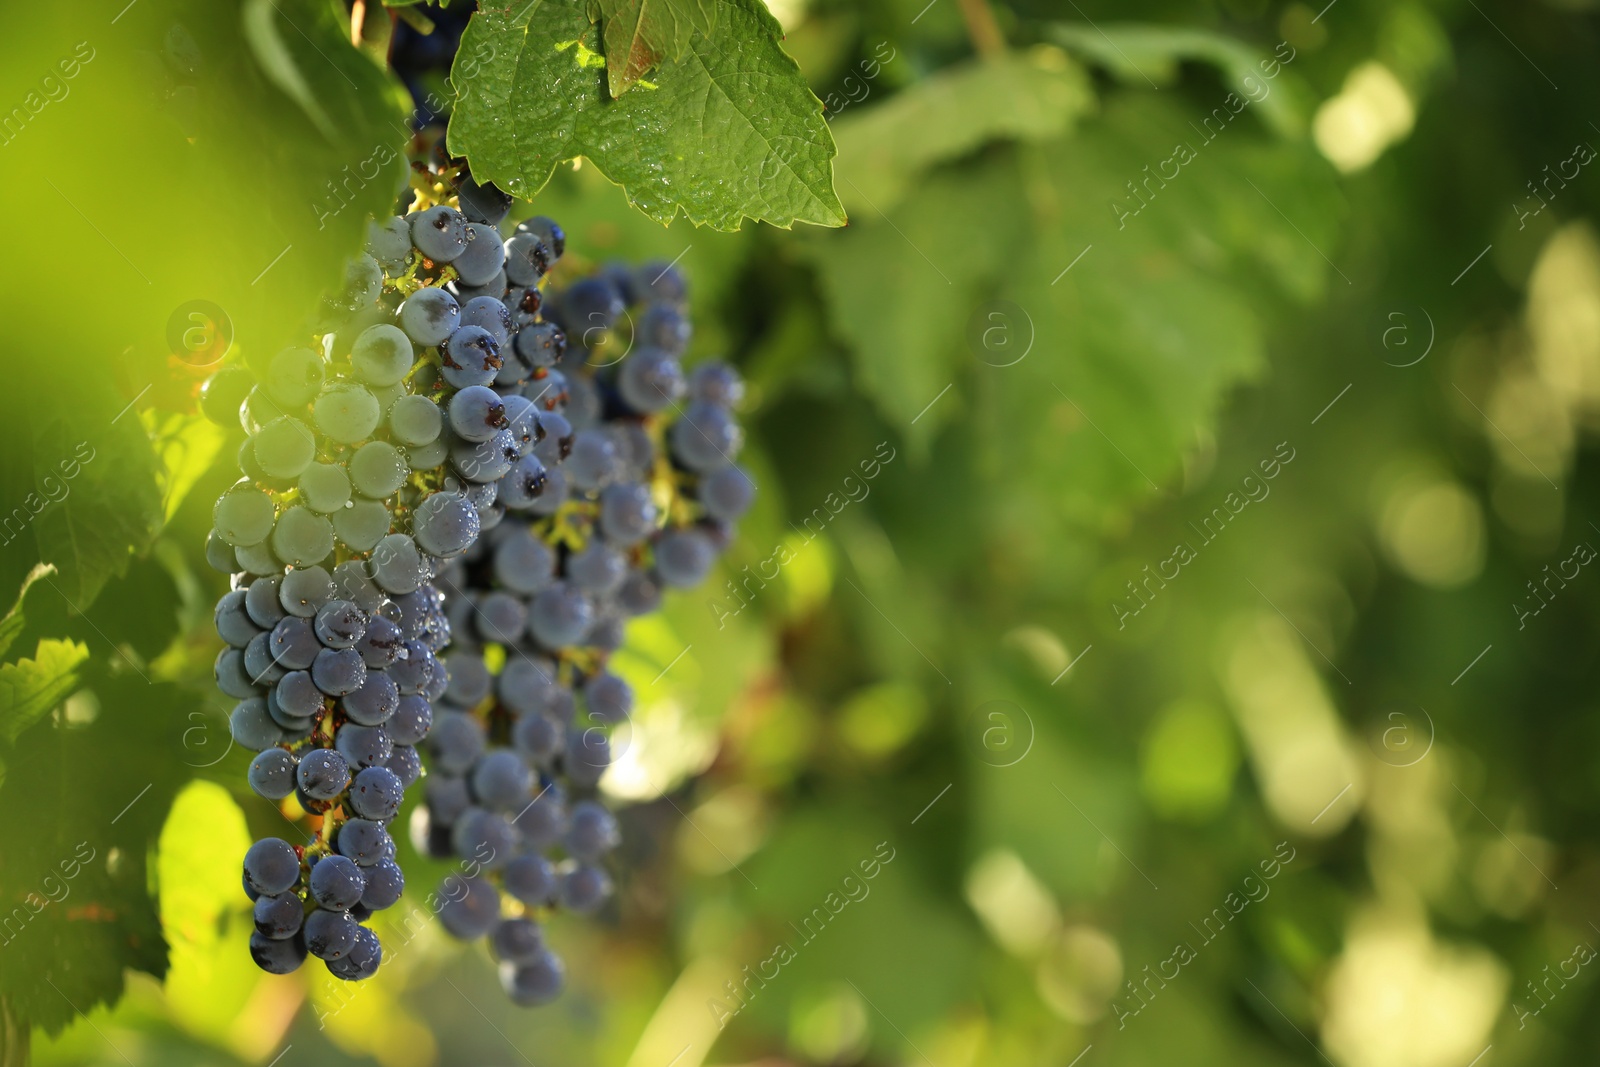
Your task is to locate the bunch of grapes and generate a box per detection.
[406,258,754,1005]
[205,161,570,981]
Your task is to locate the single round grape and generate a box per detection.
[387,743,422,788]
[516,215,566,259]
[314,383,382,445]
[411,205,468,263]
[400,286,461,346]
[215,590,260,648]
[297,747,351,800]
[389,641,437,695]
[234,540,280,577]
[253,416,318,480]
[655,527,716,588]
[356,615,402,669]
[532,407,573,461]
[638,260,688,305]
[565,729,611,788]
[608,422,656,482]
[362,859,405,910]
[451,807,516,868]
[412,491,480,558]
[491,528,555,595]
[388,695,433,747]
[349,766,404,821]
[389,587,436,639]
[253,892,303,940]
[299,462,353,513]
[205,529,238,573]
[490,917,545,965]
[565,429,616,492]
[496,655,558,714]
[447,385,508,443]
[366,215,410,269]
[215,648,258,699]
[526,467,569,517]
[583,671,633,726]
[527,582,594,649]
[441,326,503,389]
[231,698,285,749]
[426,775,472,827]
[266,697,312,735]
[512,711,565,767]
[243,631,286,687]
[303,908,358,961]
[510,785,568,848]
[501,950,566,1006]
[700,464,755,522]
[350,441,408,499]
[437,875,501,940]
[429,711,485,776]
[504,854,558,906]
[266,347,326,407]
[314,600,367,649]
[455,222,507,285]
[513,321,566,369]
[336,818,391,866]
[566,800,621,859]
[436,650,487,709]
[561,864,613,914]
[335,723,393,769]
[450,430,517,484]
[337,253,383,309]
[470,750,532,810]
[351,323,414,387]
[458,174,513,225]
[566,542,627,596]
[343,668,399,726]
[559,277,626,341]
[615,569,663,617]
[328,925,383,981]
[503,233,553,286]
[389,394,443,447]
[214,485,275,547]
[243,837,301,896]
[241,386,281,437]
[597,482,658,546]
[279,565,334,618]
[269,616,320,670]
[276,670,325,717]
[469,591,523,645]
[370,533,425,594]
[248,748,298,800]
[496,455,546,511]
[498,393,538,452]
[272,506,335,568]
[670,402,742,472]
[636,303,691,355]
[311,647,366,697]
[310,854,366,911]
[249,930,307,974]
[461,298,513,350]
[617,348,685,414]
[332,499,391,553]
[564,372,602,430]
[688,360,745,407]
[200,366,255,426]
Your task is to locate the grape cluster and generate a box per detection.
[209,176,571,982]
[406,256,755,1005]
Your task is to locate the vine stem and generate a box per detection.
[957,0,1006,58]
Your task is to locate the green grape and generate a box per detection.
[252,417,317,479]
[213,484,276,547]
[350,441,408,499]
[299,462,352,514]
[313,383,381,445]
[271,505,335,567]
[266,346,325,407]
[389,395,442,447]
[334,499,392,552]
[407,437,448,470]
[352,324,414,387]
[371,382,404,418]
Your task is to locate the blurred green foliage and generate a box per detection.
[5,0,1600,1065]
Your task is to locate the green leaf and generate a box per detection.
[0,637,88,750]
[0,564,55,662]
[0,673,196,1035]
[449,0,845,230]
[1048,23,1309,137]
[597,0,717,97]
[830,46,1094,215]
[30,405,164,612]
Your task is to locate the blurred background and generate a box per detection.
[3,0,1600,1064]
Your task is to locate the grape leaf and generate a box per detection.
[830,46,1094,215]
[0,565,56,663]
[0,638,89,788]
[449,0,845,230]
[597,0,717,97]
[0,672,191,1034]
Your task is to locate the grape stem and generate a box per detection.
[958,0,1006,58]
